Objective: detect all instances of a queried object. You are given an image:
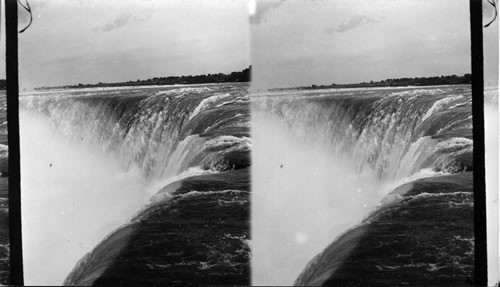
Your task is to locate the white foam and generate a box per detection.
[203,135,251,149]
[171,189,247,200]
[435,137,473,150]
[422,95,463,121]
[189,93,232,120]
[153,86,213,97]
[148,166,217,203]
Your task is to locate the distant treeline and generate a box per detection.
[280,74,471,91]
[0,80,5,90]
[36,66,251,90]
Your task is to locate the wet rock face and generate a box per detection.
[64,168,250,286]
[295,172,473,286]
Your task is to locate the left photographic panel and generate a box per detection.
[18,0,251,285]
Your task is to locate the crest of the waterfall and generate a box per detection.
[252,86,472,182]
[189,93,233,120]
[19,84,251,180]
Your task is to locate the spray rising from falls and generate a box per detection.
[251,86,473,285]
[20,83,251,285]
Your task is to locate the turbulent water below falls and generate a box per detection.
[20,83,251,285]
[252,85,475,286]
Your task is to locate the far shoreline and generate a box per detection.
[251,83,471,96]
[33,66,251,91]
[267,73,471,92]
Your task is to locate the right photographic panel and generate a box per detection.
[251,0,477,285]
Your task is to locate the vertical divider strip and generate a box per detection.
[470,0,487,285]
[5,0,23,285]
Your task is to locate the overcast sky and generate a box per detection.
[16,0,250,90]
[0,0,497,89]
[251,0,486,89]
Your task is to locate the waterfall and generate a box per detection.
[20,84,250,285]
[251,85,472,285]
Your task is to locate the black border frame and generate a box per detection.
[2,0,490,285]
[6,0,23,285]
[471,0,488,285]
